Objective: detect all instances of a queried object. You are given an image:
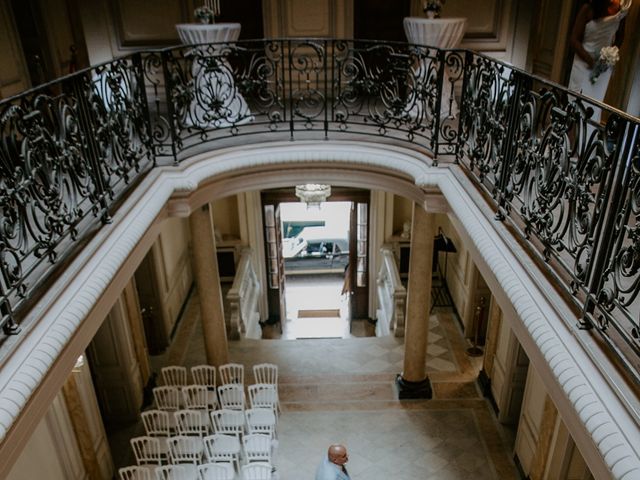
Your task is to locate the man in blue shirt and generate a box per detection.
[315,444,351,480]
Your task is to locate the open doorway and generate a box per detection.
[281,201,351,339]
[261,187,372,339]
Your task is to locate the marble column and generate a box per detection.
[396,203,434,399]
[61,372,102,480]
[189,204,229,366]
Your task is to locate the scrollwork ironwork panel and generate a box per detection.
[86,56,154,204]
[437,50,465,156]
[0,82,101,332]
[457,54,516,201]
[287,40,328,133]
[585,125,640,372]
[504,85,620,297]
[160,40,286,156]
[1,37,640,388]
[332,40,440,148]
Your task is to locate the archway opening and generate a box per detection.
[280,201,351,339]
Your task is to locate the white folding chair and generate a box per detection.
[251,364,279,414]
[142,409,172,435]
[219,363,244,386]
[251,364,277,387]
[218,384,245,411]
[175,409,210,437]
[153,386,182,412]
[119,465,153,480]
[192,365,217,388]
[155,464,194,480]
[203,434,242,472]
[191,365,218,408]
[210,409,245,438]
[161,366,188,388]
[245,409,277,439]
[168,435,203,466]
[240,463,272,480]
[140,410,171,459]
[183,385,214,425]
[247,384,278,418]
[242,434,272,464]
[197,462,236,480]
[131,436,164,467]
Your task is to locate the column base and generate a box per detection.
[396,374,433,399]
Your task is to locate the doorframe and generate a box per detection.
[260,187,371,325]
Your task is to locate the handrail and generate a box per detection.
[226,248,261,340]
[376,245,406,336]
[0,38,638,384]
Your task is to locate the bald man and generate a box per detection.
[315,444,351,480]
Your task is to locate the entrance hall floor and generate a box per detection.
[134,289,520,479]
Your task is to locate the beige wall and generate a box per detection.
[38,0,78,77]
[433,213,490,335]
[0,3,29,98]
[7,393,84,480]
[73,0,534,68]
[144,217,193,337]
[263,0,353,38]
[87,295,144,422]
[392,195,413,236]
[212,195,241,240]
[7,357,113,480]
[411,0,535,66]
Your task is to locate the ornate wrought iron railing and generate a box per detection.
[0,39,639,382]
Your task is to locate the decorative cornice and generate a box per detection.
[0,141,638,478]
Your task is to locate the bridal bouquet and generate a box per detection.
[590,46,620,84]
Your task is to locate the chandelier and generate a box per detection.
[295,184,331,208]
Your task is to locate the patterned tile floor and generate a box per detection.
[114,280,519,479]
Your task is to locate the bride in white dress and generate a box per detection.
[568,0,632,103]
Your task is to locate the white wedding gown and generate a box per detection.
[568,0,631,103]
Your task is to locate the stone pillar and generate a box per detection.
[189,204,229,366]
[396,203,434,399]
[61,372,102,480]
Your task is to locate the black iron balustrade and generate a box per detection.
[0,39,639,384]
[457,51,640,378]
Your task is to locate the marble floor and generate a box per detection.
[113,281,519,479]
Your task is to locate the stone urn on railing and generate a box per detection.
[423,0,446,19]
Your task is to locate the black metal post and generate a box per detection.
[493,70,526,221]
[71,72,112,224]
[160,50,180,163]
[455,50,473,164]
[581,119,639,328]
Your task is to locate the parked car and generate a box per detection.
[284,226,349,273]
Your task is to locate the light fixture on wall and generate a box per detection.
[295,184,331,209]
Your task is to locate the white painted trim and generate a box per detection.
[0,140,638,479]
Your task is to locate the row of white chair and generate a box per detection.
[131,433,275,469]
[120,461,274,480]
[162,364,278,390]
[140,408,277,440]
[153,384,279,415]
